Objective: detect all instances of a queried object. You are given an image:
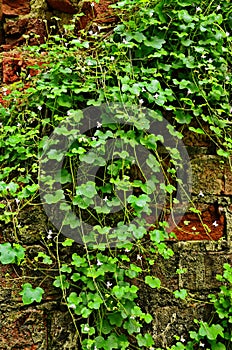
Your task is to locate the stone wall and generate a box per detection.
[0,1,231,349]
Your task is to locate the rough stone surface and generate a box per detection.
[191,156,225,195]
[2,50,43,84]
[2,0,31,16]
[4,18,46,46]
[47,0,76,14]
[77,0,118,31]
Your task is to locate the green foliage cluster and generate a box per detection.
[169,263,232,350]
[0,0,231,349]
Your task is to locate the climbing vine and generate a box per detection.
[0,0,231,349]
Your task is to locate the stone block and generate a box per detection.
[2,50,44,84]
[4,18,46,47]
[191,156,225,195]
[166,203,225,241]
[224,160,232,195]
[178,251,232,290]
[47,0,76,14]
[2,0,30,16]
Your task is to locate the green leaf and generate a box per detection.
[60,264,72,273]
[62,238,74,247]
[71,253,87,268]
[108,312,124,327]
[20,283,44,305]
[53,275,70,288]
[217,149,230,158]
[0,243,25,265]
[44,190,65,204]
[147,79,160,93]
[75,182,97,198]
[160,183,176,194]
[128,194,151,208]
[212,342,226,350]
[174,289,188,300]
[136,333,154,347]
[79,152,106,166]
[174,110,192,124]
[94,336,106,348]
[145,276,161,289]
[57,95,72,107]
[178,9,193,23]
[37,252,53,265]
[189,127,205,134]
[123,318,141,334]
[199,322,224,340]
[144,36,166,49]
[132,32,146,43]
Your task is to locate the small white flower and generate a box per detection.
[17,224,21,228]
[213,221,218,227]
[199,190,204,197]
[47,229,53,239]
[125,248,130,252]
[139,99,144,105]
[38,105,42,111]
[103,196,108,202]
[87,60,93,66]
[196,7,201,12]
[0,122,3,127]
[69,303,76,309]
[91,2,95,7]
[106,281,112,288]
[130,315,135,319]
[15,198,20,205]
[187,89,191,95]
[17,123,21,127]
[180,335,186,343]
[201,54,206,59]
[92,136,97,141]
[142,87,146,92]
[137,254,142,260]
[154,93,159,99]
[149,11,153,17]
[97,259,103,266]
[226,32,230,37]
[199,341,205,347]
[97,25,103,32]
[217,5,221,11]
[2,87,8,92]
[230,108,232,114]
[96,121,102,128]
[67,110,71,116]
[110,56,115,61]
[83,325,90,332]
[123,38,129,44]
[208,58,213,63]
[88,30,93,35]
